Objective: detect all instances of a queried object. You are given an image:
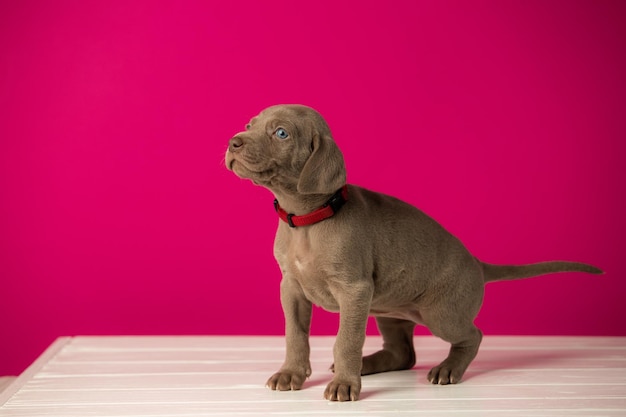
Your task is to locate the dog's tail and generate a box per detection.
[480,260,603,283]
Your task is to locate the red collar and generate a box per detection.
[274,186,349,228]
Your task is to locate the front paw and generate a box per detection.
[323,376,361,401]
[266,370,308,391]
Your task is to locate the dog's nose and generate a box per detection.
[229,136,244,152]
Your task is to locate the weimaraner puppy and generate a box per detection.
[224,104,602,402]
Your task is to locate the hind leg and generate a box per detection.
[362,317,416,375]
[422,268,484,384]
[421,295,483,385]
[330,317,416,376]
[426,323,483,384]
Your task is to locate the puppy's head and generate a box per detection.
[225,105,346,195]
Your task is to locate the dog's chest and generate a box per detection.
[275,230,319,276]
[290,253,339,309]
[275,232,340,311]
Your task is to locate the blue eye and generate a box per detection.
[275,128,289,139]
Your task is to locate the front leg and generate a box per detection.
[266,277,312,391]
[324,282,373,402]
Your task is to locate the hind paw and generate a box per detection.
[427,361,465,385]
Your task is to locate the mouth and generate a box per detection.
[226,157,235,171]
[225,150,239,172]
[226,152,259,179]
[226,155,275,187]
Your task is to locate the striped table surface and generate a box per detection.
[1,336,625,416]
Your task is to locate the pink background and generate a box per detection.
[1,1,625,376]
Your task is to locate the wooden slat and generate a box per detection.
[0,338,71,406]
[0,379,16,396]
[1,336,625,416]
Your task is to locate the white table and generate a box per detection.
[1,336,625,416]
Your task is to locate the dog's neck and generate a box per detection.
[271,191,336,216]
[271,186,348,228]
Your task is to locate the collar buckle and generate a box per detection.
[323,187,348,214]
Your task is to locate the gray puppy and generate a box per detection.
[225,104,602,402]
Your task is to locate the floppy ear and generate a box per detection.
[297,133,346,195]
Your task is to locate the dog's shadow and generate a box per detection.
[303,348,588,400]
[303,374,334,391]
[302,370,407,400]
[462,347,586,382]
